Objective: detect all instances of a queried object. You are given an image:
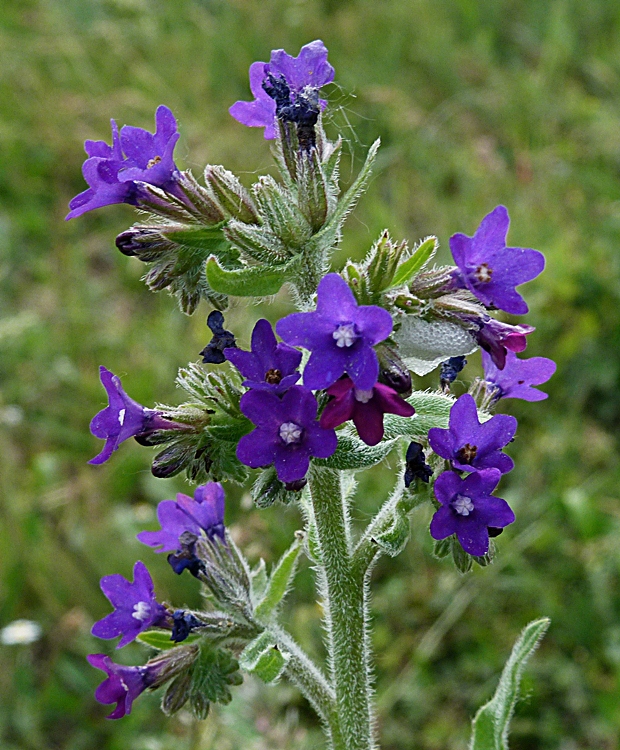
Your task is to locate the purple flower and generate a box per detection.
[473,315,535,370]
[450,205,545,315]
[482,349,556,401]
[428,393,517,474]
[430,469,515,556]
[67,106,181,220]
[89,366,181,465]
[276,274,393,391]
[87,654,161,719]
[91,561,168,648]
[319,377,415,446]
[229,40,334,139]
[137,483,226,552]
[225,319,301,395]
[237,385,337,483]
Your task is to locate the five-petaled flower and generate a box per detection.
[482,349,556,402]
[225,318,301,395]
[87,654,163,719]
[137,483,226,553]
[89,366,182,465]
[229,40,335,139]
[237,385,337,482]
[430,468,515,556]
[319,376,415,446]
[277,274,393,391]
[66,106,181,220]
[91,561,169,648]
[428,393,516,474]
[450,205,545,315]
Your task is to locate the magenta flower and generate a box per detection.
[137,483,226,553]
[482,349,556,401]
[428,393,516,474]
[91,561,168,649]
[225,319,301,395]
[276,274,393,391]
[87,654,162,719]
[237,386,337,483]
[229,40,334,139]
[67,106,181,219]
[319,377,414,446]
[89,366,181,465]
[473,316,535,370]
[450,205,545,315]
[430,469,515,556]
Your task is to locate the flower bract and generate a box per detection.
[430,468,515,556]
[91,561,168,648]
[237,385,337,482]
[482,349,556,401]
[319,377,414,446]
[276,274,393,391]
[428,393,516,474]
[450,205,545,315]
[225,318,301,394]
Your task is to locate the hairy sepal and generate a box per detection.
[254,537,303,621]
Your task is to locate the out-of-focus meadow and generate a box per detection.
[2,0,620,747]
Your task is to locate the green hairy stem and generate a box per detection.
[309,467,375,750]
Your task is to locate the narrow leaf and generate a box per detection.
[391,236,438,287]
[205,255,297,297]
[239,632,290,684]
[469,618,550,750]
[254,538,302,620]
[137,630,201,650]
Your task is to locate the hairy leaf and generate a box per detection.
[254,537,302,620]
[205,255,299,297]
[391,236,438,288]
[239,632,290,684]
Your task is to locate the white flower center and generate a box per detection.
[333,323,358,348]
[279,422,303,444]
[118,408,126,426]
[474,263,493,283]
[354,389,373,403]
[132,601,151,621]
[452,494,475,516]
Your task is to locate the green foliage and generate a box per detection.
[254,537,303,620]
[186,642,243,719]
[469,618,551,750]
[137,630,199,651]
[390,237,438,288]
[251,466,303,508]
[239,632,290,684]
[206,254,299,297]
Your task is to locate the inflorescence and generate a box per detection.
[71,39,556,720]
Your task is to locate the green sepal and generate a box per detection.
[239,632,290,684]
[315,433,397,471]
[433,538,452,559]
[451,536,473,574]
[251,466,301,508]
[254,537,302,620]
[161,672,192,716]
[469,618,550,750]
[188,642,243,717]
[391,236,438,288]
[137,630,202,651]
[205,255,299,297]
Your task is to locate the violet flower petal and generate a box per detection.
[482,349,556,401]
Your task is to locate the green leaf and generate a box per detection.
[239,632,290,684]
[188,643,243,714]
[469,618,550,750]
[391,236,438,287]
[205,255,298,297]
[137,630,202,651]
[383,391,454,440]
[373,514,410,558]
[254,538,302,620]
[315,433,396,470]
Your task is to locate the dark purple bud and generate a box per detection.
[404,442,433,487]
[171,610,204,643]
[284,478,307,492]
[440,356,467,391]
[200,310,236,365]
[377,343,412,395]
[167,532,204,578]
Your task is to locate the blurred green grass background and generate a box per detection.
[2,0,620,747]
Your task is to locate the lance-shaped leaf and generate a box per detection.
[254,537,303,620]
[137,630,201,651]
[239,632,290,684]
[391,236,438,288]
[383,390,454,440]
[205,255,299,297]
[469,618,551,750]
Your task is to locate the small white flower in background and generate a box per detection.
[1,619,42,645]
